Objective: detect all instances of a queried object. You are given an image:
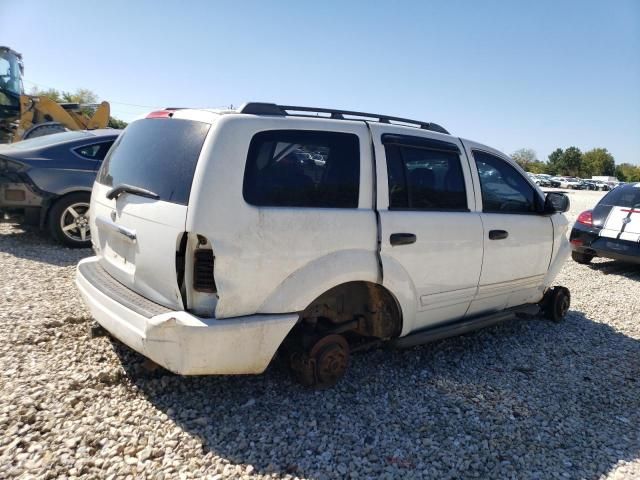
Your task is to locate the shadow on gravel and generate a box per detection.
[111,311,640,479]
[587,259,640,280]
[0,222,89,267]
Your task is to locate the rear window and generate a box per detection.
[600,185,640,208]
[97,119,210,205]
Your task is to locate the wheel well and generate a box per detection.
[40,190,91,227]
[298,281,403,339]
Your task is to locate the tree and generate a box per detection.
[581,148,615,178]
[547,148,564,175]
[108,117,128,129]
[615,163,640,182]
[511,148,538,169]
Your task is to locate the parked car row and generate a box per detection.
[526,173,618,191]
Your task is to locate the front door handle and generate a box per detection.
[390,233,417,246]
[489,230,509,240]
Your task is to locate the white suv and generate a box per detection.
[76,103,571,387]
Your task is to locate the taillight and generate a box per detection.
[193,249,216,293]
[146,110,174,118]
[577,210,593,226]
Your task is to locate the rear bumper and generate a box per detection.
[76,257,298,375]
[570,225,640,264]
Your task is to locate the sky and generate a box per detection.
[1,0,639,164]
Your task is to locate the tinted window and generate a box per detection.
[75,141,114,160]
[97,119,210,205]
[600,185,640,208]
[474,150,536,213]
[243,130,360,208]
[385,143,467,210]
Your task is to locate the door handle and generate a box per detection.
[390,233,417,246]
[489,230,509,240]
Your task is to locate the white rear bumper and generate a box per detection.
[75,257,298,375]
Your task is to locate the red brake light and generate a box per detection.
[146,110,174,118]
[577,210,593,226]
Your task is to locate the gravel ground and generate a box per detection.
[0,190,638,479]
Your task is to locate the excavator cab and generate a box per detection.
[0,46,24,123]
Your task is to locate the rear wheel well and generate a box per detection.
[296,281,402,340]
[41,190,91,227]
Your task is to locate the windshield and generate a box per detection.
[600,185,640,208]
[97,118,210,205]
[0,131,93,150]
[0,50,23,97]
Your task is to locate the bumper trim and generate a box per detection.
[76,257,299,375]
[78,260,171,318]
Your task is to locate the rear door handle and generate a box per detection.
[390,233,417,246]
[489,230,509,240]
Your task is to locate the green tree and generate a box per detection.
[108,117,128,129]
[547,148,564,175]
[552,146,582,176]
[615,163,640,182]
[526,161,548,174]
[581,148,615,178]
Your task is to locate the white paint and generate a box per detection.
[77,108,571,376]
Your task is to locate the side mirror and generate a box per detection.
[543,192,570,214]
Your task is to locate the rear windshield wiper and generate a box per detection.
[106,184,160,201]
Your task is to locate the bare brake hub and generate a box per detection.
[290,334,350,388]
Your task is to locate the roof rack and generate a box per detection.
[237,102,450,135]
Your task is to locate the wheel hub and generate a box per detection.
[60,202,91,242]
[309,334,350,388]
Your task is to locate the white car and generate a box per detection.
[76,103,571,387]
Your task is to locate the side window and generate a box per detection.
[243,130,360,208]
[473,150,536,213]
[74,141,114,161]
[384,138,468,211]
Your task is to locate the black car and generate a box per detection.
[0,129,121,247]
[570,182,640,264]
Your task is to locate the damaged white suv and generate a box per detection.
[76,103,571,387]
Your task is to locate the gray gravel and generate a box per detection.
[0,190,639,479]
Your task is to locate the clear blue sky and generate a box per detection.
[2,0,639,164]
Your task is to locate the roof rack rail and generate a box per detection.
[238,102,449,135]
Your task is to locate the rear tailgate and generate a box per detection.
[90,116,211,310]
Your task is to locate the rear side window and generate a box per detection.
[473,150,536,213]
[383,137,467,211]
[600,185,640,208]
[74,141,114,161]
[243,130,360,208]
[97,119,210,205]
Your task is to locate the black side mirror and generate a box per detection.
[543,192,570,214]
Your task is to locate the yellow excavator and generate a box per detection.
[0,46,110,143]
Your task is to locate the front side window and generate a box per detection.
[243,130,360,208]
[384,140,467,211]
[473,150,536,213]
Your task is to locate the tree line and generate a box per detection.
[511,147,640,182]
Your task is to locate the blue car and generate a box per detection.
[0,129,121,247]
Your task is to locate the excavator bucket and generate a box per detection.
[86,101,110,129]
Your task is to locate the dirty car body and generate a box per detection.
[75,103,571,383]
[0,130,120,245]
